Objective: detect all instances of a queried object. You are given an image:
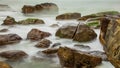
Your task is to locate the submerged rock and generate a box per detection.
[56,13,81,20]
[35,39,52,48]
[27,29,51,41]
[42,48,58,54]
[18,18,45,25]
[2,16,16,25]
[51,43,61,48]
[0,34,22,46]
[22,5,35,14]
[0,61,12,68]
[0,28,8,32]
[0,50,28,61]
[74,44,91,50]
[56,24,97,42]
[57,47,102,68]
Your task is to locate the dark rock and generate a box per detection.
[88,51,108,61]
[57,47,102,68]
[42,48,58,54]
[50,24,59,27]
[35,4,43,10]
[56,25,77,39]
[0,34,22,46]
[27,29,51,41]
[35,39,52,48]
[0,50,28,61]
[73,25,97,42]
[0,29,8,32]
[22,5,35,14]
[56,13,81,20]
[51,43,61,48]
[2,16,16,25]
[0,61,12,68]
[18,18,45,25]
[74,44,91,50]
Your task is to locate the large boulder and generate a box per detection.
[56,24,97,42]
[0,61,12,68]
[18,18,45,25]
[56,13,81,20]
[35,39,52,48]
[0,34,22,46]
[99,18,120,68]
[27,29,51,41]
[2,16,16,25]
[0,50,28,61]
[22,5,35,14]
[57,47,102,68]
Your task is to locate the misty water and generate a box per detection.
[0,0,120,68]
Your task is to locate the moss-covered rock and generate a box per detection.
[86,20,100,29]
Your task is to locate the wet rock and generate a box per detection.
[99,18,120,67]
[56,25,77,39]
[88,51,108,61]
[86,20,100,29]
[0,29,8,32]
[73,25,97,42]
[27,29,51,41]
[50,24,59,27]
[0,34,22,46]
[35,39,52,48]
[74,44,91,50]
[22,5,35,14]
[42,48,58,54]
[0,4,12,11]
[78,11,120,21]
[57,47,102,68]
[2,16,16,25]
[18,18,44,25]
[51,43,61,48]
[0,50,28,61]
[56,13,81,20]
[0,61,12,68]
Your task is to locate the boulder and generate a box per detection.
[2,16,16,25]
[0,61,12,68]
[57,47,102,68]
[27,29,51,41]
[99,18,120,68]
[56,13,81,20]
[35,39,52,48]
[18,18,45,25]
[42,48,58,54]
[0,50,28,61]
[22,5,35,14]
[0,34,22,46]
[56,24,97,42]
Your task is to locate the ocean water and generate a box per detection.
[0,0,119,68]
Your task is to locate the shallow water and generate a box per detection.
[0,0,119,68]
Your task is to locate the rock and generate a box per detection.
[51,43,61,48]
[56,25,77,39]
[78,11,120,21]
[35,39,52,48]
[0,4,12,11]
[27,29,51,41]
[0,61,12,68]
[50,24,59,27]
[73,25,97,42]
[0,34,22,46]
[56,24,97,42]
[0,50,28,61]
[42,48,58,54]
[86,20,100,29]
[56,13,81,20]
[99,18,120,67]
[88,51,108,61]
[2,16,16,25]
[0,29,8,32]
[57,47,102,68]
[18,18,45,25]
[74,44,91,50]
[22,5,35,14]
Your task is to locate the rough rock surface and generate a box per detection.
[22,5,35,14]
[35,39,52,48]
[0,34,22,46]
[99,18,120,68]
[2,16,16,25]
[27,29,51,41]
[0,61,12,68]
[57,47,102,68]
[0,50,28,61]
[56,24,97,42]
[56,13,81,20]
